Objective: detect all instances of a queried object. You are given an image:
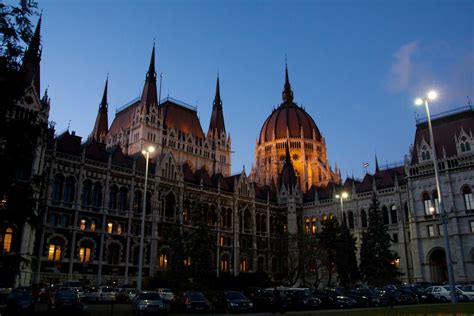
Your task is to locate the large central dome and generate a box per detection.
[259,66,321,144]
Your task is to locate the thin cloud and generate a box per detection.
[385,41,419,93]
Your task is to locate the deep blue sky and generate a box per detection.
[33,0,473,178]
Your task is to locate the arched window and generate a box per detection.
[256,214,261,234]
[304,218,310,235]
[81,180,92,206]
[239,257,249,272]
[118,187,128,212]
[422,192,432,215]
[390,205,398,224]
[311,217,317,234]
[183,200,191,224]
[2,228,13,253]
[421,145,431,161]
[226,208,232,228]
[404,202,409,223]
[244,209,251,231]
[382,206,389,225]
[463,186,473,210]
[361,209,367,228]
[107,243,121,265]
[348,211,355,229]
[133,190,142,213]
[79,240,93,263]
[159,250,169,269]
[108,185,118,210]
[460,136,471,152]
[63,177,75,203]
[220,254,230,272]
[47,237,63,262]
[92,182,102,208]
[257,257,265,272]
[52,174,64,201]
[432,190,440,214]
[208,205,217,226]
[164,194,175,219]
[145,192,152,214]
[261,214,267,234]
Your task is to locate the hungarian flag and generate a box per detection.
[363,162,369,168]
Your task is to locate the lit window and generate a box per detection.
[219,236,225,246]
[391,258,400,268]
[432,191,440,214]
[3,228,13,253]
[184,257,191,267]
[79,247,92,263]
[80,219,86,231]
[239,257,248,272]
[427,225,435,237]
[159,252,169,269]
[107,222,113,234]
[48,244,61,261]
[90,220,96,232]
[470,221,474,233]
[220,255,230,272]
[117,224,122,235]
[422,192,432,215]
[283,224,288,234]
[311,217,317,234]
[463,186,473,210]
[304,218,310,235]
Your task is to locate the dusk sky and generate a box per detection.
[33,0,473,178]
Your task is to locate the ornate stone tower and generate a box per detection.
[252,65,340,192]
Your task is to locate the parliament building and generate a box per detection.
[3,18,474,287]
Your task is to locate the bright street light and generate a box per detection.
[137,145,155,291]
[413,90,457,303]
[335,191,349,226]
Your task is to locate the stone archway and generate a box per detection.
[428,248,448,283]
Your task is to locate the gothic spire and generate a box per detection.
[23,14,42,94]
[208,73,226,136]
[282,62,294,103]
[140,43,158,114]
[375,154,380,173]
[280,141,297,194]
[90,76,109,143]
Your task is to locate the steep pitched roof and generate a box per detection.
[161,99,205,138]
[56,131,82,156]
[108,100,140,136]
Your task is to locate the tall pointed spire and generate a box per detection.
[23,14,42,94]
[208,73,226,136]
[90,76,109,143]
[282,62,294,103]
[375,154,380,173]
[140,43,158,114]
[280,141,297,194]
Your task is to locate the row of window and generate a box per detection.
[422,186,473,215]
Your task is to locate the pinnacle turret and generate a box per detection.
[282,63,294,103]
[23,15,42,94]
[208,74,226,136]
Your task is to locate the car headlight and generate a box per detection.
[138,304,147,309]
[230,302,238,307]
[248,302,253,307]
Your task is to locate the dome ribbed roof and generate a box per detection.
[259,102,321,144]
[259,64,321,144]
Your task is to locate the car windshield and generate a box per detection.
[187,292,205,299]
[101,288,113,293]
[226,292,246,300]
[459,286,471,291]
[9,291,31,300]
[58,291,77,299]
[138,293,161,300]
[161,289,172,293]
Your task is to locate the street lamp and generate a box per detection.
[335,192,349,226]
[415,90,457,303]
[137,145,155,291]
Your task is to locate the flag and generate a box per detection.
[363,162,369,168]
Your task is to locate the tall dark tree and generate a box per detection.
[335,224,360,287]
[359,193,400,286]
[168,218,186,290]
[188,202,214,286]
[318,217,339,286]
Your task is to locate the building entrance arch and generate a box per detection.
[428,248,448,283]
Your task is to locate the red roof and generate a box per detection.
[108,100,139,136]
[160,100,204,138]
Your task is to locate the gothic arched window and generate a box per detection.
[92,182,102,209]
[348,211,355,229]
[382,206,389,225]
[63,177,75,203]
[52,174,64,201]
[81,180,92,206]
[108,185,118,210]
[390,205,398,224]
[463,185,473,210]
[361,209,367,228]
[118,187,128,212]
[422,192,432,215]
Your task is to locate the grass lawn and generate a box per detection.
[296,302,474,315]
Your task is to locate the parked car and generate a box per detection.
[457,285,474,301]
[4,290,34,314]
[116,288,138,302]
[424,286,459,302]
[213,291,253,313]
[84,286,116,302]
[246,289,274,312]
[156,288,175,302]
[48,289,84,314]
[285,288,320,310]
[313,290,357,308]
[132,291,165,315]
[181,291,210,313]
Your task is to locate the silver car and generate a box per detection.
[132,291,164,315]
[156,288,175,302]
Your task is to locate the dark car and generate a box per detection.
[4,290,34,315]
[399,286,432,303]
[381,288,415,305]
[182,291,210,313]
[48,289,84,314]
[132,291,165,315]
[285,288,320,310]
[313,290,357,309]
[342,289,371,307]
[213,291,253,313]
[246,289,274,312]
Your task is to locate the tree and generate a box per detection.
[359,193,400,286]
[188,202,214,287]
[335,224,360,287]
[168,218,186,290]
[318,217,339,286]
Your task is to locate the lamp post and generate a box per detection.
[415,90,457,303]
[137,145,155,291]
[335,192,349,226]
